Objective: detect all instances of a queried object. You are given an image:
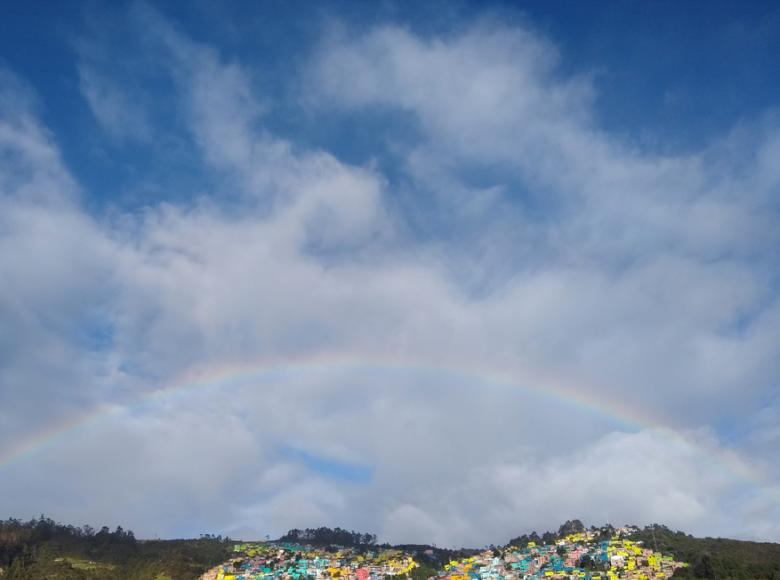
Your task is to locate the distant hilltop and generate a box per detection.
[2,517,780,579]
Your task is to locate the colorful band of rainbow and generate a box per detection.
[0,352,777,504]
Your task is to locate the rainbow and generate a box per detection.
[0,352,777,503]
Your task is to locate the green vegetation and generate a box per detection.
[2,519,780,580]
[409,562,439,580]
[0,517,232,580]
[278,528,377,548]
[632,525,780,579]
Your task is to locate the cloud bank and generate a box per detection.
[1,5,779,546]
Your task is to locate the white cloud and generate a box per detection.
[0,10,779,547]
[78,64,151,141]
[0,68,78,204]
[309,22,780,415]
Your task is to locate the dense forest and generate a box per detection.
[631,524,780,580]
[0,516,231,579]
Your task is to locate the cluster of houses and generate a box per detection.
[440,529,686,579]
[202,543,417,580]
[201,528,686,580]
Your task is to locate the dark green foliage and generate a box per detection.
[505,530,541,548]
[410,563,438,580]
[593,524,615,542]
[278,527,376,547]
[540,531,556,545]
[0,517,232,580]
[557,520,585,536]
[634,524,780,579]
[507,521,590,549]
[576,553,608,573]
[391,544,478,572]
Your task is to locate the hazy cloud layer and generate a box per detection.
[0,6,779,546]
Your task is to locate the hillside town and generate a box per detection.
[202,543,417,580]
[439,529,685,579]
[201,527,686,580]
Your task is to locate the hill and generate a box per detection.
[1,518,780,579]
[632,524,780,579]
[0,517,231,580]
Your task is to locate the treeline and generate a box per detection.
[0,516,232,579]
[279,527,377,548]
[277,527,477,580]
[632,524,780,580]
[506,519,619,548]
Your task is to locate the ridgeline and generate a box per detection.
[1,517,779,580]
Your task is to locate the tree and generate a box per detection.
[557,520,585,537]
[692,553,714,578]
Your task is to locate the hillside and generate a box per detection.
[0,517,232,580]
[1,518,779,580]
[632,525,780,579]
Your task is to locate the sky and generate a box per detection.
[1,0,780,546]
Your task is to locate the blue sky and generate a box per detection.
[1,1,780,545]
[3,1,780,206]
